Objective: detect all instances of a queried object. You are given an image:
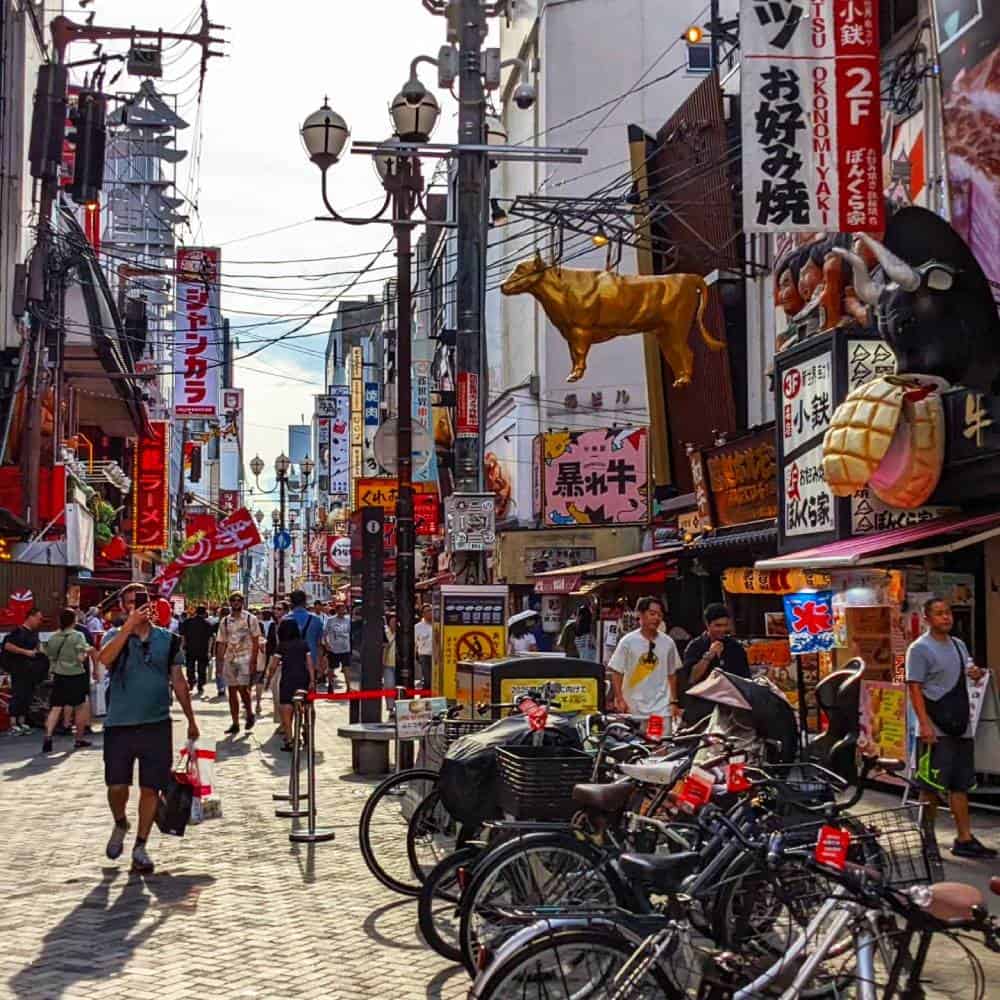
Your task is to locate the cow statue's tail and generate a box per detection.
[694,277,727,350]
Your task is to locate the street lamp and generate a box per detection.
[301,73,441,718]
[252,454,293,603]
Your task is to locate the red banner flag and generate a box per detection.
[154,507,261,598]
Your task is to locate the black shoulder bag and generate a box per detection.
[923,639,971,738]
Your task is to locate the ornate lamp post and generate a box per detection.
[301,75,442,706]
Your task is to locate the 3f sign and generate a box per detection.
[844,67,873,125]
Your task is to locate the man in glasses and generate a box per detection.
[215,591,262,735]
[98,584,198,874]
[607,596,681,728]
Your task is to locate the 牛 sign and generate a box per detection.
[741,0,884,233]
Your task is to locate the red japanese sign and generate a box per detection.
[815,824,851,870]
[174,247,221,418]
[155,507,261,598]
[741,0,883,233]
[218,490,239,515]
[132,420,170,551]
[356,477,439,536]
[456,372,479,435]
[185,513,218,539]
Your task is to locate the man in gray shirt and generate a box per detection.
[905,597,995,859]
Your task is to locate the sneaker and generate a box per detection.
[196,687,205,697]
[106,819,129,860]
[951,837,998,859]
[245,714,255,732]
[130,842,155,875]
[74,739,92,749]
[224,723,239,735]
[41,738,53,754]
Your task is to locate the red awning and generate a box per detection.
[755,512,1000,570]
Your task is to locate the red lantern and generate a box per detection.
[101,535,128,561]
[154,598,173,628]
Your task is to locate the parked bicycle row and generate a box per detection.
[355,673,1000,999]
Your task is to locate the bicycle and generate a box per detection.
[468,759,970,999]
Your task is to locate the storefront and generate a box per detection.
[757,513,1000,781]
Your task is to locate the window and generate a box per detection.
[686,43,713,74]
[880,0,920,43]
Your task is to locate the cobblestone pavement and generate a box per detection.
[0,690,998,999]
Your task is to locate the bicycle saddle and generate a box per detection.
[616,758,686,786]
[618,851,701,892]
[923,882,985,925]
[571,782,633,814]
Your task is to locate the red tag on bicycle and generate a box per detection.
[646,715,664,740]
[726,762,750,793]
[676,766,714,813]
[815,825,851,870]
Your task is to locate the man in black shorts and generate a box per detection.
[98,584,199,874]
[906,597,996,859]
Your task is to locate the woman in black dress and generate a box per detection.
[269,617,314,751]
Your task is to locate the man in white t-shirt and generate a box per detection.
[414,604,434,688]
[608,596,681,724]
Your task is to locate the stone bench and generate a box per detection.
[336,722,406,775]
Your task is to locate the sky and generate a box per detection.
[64,0,471,514]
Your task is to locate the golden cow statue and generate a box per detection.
[500,253,725,385]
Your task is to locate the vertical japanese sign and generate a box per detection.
[779,351,835,538]
[132,419,169,551]
[783,590,835,653]
[173,247,221,418]
[219,387,242,511]
[413,361,439,485]
[330,386,350,497]
[349,347,364,509]
[541,427,648,526]
[363,381,382,476]
[741,0,883,233]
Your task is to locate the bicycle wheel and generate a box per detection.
[406,787,463,883]
[459,833,628,976]
[418,845,481,962]
[473,926,679,1000]
[358,768,439,896]
[711,853,859,997]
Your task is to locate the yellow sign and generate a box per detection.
[442,624,505,700]
[861,682,906,761]
[499,677,600,714]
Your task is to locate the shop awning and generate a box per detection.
[755,512,1000,570]
[533,545,685,590]
[687,522,777,554]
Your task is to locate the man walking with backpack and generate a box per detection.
[98,584,198,874]
[906,596,996,859]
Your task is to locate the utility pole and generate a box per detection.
[452,0,490,583]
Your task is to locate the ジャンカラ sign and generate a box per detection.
[174,247,221,418]
[740,0,884,234]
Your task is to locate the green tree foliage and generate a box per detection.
[169,535,236,605]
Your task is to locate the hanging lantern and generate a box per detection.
[101,535,129,561]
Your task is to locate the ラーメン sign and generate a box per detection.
[741,0,884,233]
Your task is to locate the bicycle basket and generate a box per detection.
[496,745,594,821]
[849,805,944,887]
[420,717,497,771]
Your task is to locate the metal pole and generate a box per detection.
[175,421,189,543]
[276,693,309,817]
[395,159,416,770]
[453,0,489,583]
[278,474,287,600]
[289,699,336,843]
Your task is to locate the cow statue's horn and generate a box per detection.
[860,234,920,292]
[833,247,880,306]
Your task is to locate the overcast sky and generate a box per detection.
[66,0,469,512]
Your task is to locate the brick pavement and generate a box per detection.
[0,691,998,1000]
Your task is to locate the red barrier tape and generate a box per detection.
[306,688,436,702]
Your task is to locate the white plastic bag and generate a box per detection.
[180,742,219,823]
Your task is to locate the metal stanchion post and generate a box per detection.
[276,692,309,818]
[290,697,336,844]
